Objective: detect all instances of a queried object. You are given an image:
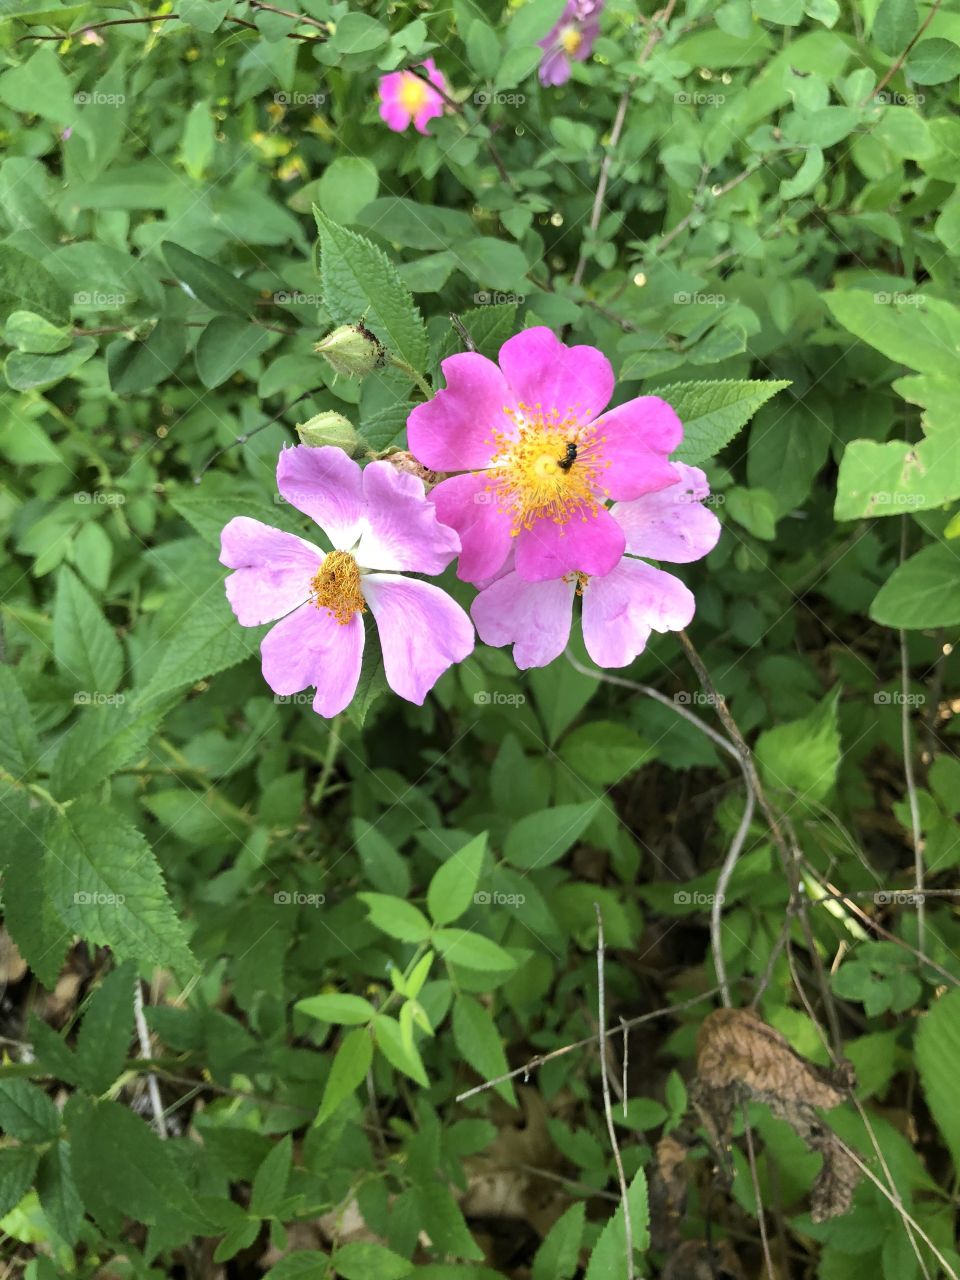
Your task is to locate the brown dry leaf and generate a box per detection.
[693,1008,859,1223]
[661,1237,746,1280]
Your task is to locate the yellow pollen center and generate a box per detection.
[309,550,366,625]
[482,402,611,536]
[399,74,429,114]
[563,571,591,595]
[560,25,583,54]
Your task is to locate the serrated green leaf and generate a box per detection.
[316,1027,373,1125]
[583,1169,650,1279]
[49,702,164,800]
[451,994,515,1105]
[45,800,195,973]
[0,1078,61,1141]
[869,543,960,629]
[74,960,136,1095]
[141,586,260,702]
[358,893,431,942]
[314,210,428,376]
[53,566,124,696]
[503,802,597,870]
[0,1146,38,1219]
[36,1140,84,1246]
[0,789,69,989]
[0,665,39,777]
[824,291,960,377]
[251,1134,292,1217]
[532,1202,586,1280]
[656,379,791,465]
[296,993,376,1025]
[756,690,841,803]
[433,929,517,973]
[915,987,960,1171]
[333,1242,413,1280]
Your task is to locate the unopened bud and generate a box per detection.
[315,322,386,378]
[296,410,360,455]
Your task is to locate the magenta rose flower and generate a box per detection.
[220,446,474,717]
[406,326,682,586]
[537,0,603,87]
[378,58,447,135]
[471,464,721,670]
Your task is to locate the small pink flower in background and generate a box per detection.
[221,446,473,717]
[471,465,721,670]
[538,0,603,86]
[407,326,682,586]
[378,58,447,135]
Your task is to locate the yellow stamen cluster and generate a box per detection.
[309,550,366,625]
[563,571,591,596]
[398,74,430,115]
[484,402,610,536]
[560,25,583,54]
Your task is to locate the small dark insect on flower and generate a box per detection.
[557,439,578,472]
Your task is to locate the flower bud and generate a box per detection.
[315,322,386,378]
[296,411,361,455]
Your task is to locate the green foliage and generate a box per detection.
[1,0,959,1275]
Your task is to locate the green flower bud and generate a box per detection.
[296,411,361,455]
[315,322,386,378]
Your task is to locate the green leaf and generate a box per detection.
[296,993,377,1025]
[250,1134,292,1218]
[36,1141,84,1246]
[3,309,70,354]
[4,337,96,390]
[69,1097,205,1233]
[315,156,380,227]
[178,0,230,30]
[0,790,69,989]
[332,1243,412,1279]
[161,241,258,315]
[657,379,792,465]
[915,987,960,1171]
[905,36,960,84]
[373,1013,429,1086]
[835,434,960,520]
[314,210,428,375]
[195,315,271,388]
[824,290,960,378]
[45,800,195,973]
[872,0,916,56]
[415,1182,485,1261]
[141,588,260,702]
[756,690,840,804]
[780,143,824,197]
[357,893,431,943]
[869,543,960,629]
[107,320,187,395]
[532,1202,586,1280]
[0,1147,38,1219]
[49,702,165,801]
[503,802,598,870]
[458,238,529,291]
[726,486,778,540]
[433,929,517,973]
[178,101,216,180]
[0,1078,61,1142]
[53,566,123,695]
[583,1169,650,1279]
[0,243,70,326]
[427,833,487,925]
[560,722,655,785]
[451,995,515,1105]
[0,665,39,777]
[316,1028,373,1124]
[73,960,136,1095]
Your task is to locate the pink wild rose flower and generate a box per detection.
[220,446,474,717]
[538,0,603,86]
[378,58,447,135]
[471,464,721,670]
[406,326,682,586]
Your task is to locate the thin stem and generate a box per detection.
[742,1103,776,1280]
[133,979,168,1139]
[899,524,926,955]
[388,357,432,400]
[867,0,944,104]
[595,905,634,1280]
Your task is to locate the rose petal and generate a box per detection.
[220,517,323,626]
[429,473,514,584]
[413,98,444,133]
[612,463,722,563]
[379,97,412,131]
[276,445,364,548]
[538,49,572,85]
[472,571,574,670]
[592,395,683,501]
[260,602,364,718]
[363,574,474,704]
[581,559,694,668]
[498,327,614,422]
[357,461,460,574]
[514,504,625,582]
[407,352,514,471]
